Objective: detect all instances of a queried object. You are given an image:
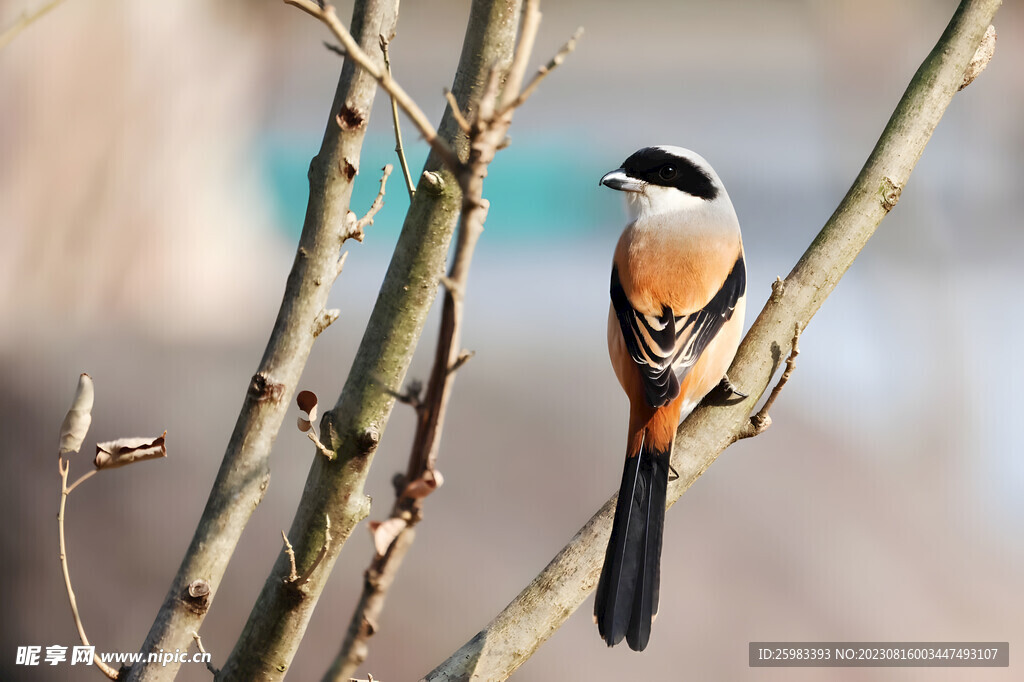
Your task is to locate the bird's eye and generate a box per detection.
[658,165,677,181]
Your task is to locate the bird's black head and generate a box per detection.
[598,146,720,201]
[616,146,719,201]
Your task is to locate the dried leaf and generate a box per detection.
[59,373,94,454]
[297,390,318,433]
[368,517,407,556]
[402,468,444,499]
[94,431,167,470]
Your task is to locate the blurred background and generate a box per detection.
[1,0,1021,680]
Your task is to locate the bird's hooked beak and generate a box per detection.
[600,168,644,193]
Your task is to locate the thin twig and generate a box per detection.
[498,0,541,111]
[326,6,580,680]
[380,35,415,201]
[64,468,97,495]
[282,531,299,583]
[499,27,584,115]
[190,631,220,676]
[57,457,119,680]
[285,0,462,172]
[444,89,472,134]
[353,164,393,236]
[323,41,346,57]
[736,323,801,440]
[0,0,66,51]
[283,514,331,585]
[307,430,336,459]
[296,514,332,586]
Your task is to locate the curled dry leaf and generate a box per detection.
[368,517,407,556]
[59,373,94,454]
[297,390,318,433]
[94,431,167,470]
[402,468,444,499]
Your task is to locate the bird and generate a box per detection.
[594,146,747,651]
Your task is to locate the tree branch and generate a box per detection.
[216,2,528,678]
[324,5,580,677]
[422,1,1002,680]
[0,0,66,51]
[126,1,399,679]
[735,320,801,440]
[285,0,461,172]
[57,456,120,680]
[379,34,416,201]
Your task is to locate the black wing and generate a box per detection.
[611,255,745,409]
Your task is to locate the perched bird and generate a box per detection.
[594,146,746,651]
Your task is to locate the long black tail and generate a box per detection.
[594,443,670,651]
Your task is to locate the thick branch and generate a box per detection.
[216,2,526,679]
[325,5,579,676]
[423,1,1001,680]
[126,1,398,679]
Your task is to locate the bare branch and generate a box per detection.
[422,1,1002,679]
[0,0,66,51]
[499,0,541,111]
[128,1,398,675]
[499,26,584,115]
[223,2,546,678]
[57,457,120,680]
[324,6,584,680]
[190,632,220,677]
[443,89,472,135]
[323,41,346,57]
[64,468,97,495]
[296,514,332,586]
[351,164,394,238]
[285,0,462,172]
[307,430,335,459]
[736,322,801,440]
[281,531,299,583]
[380,35,416,201]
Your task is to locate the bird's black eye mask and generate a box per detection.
[620,147,719,201]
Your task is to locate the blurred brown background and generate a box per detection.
[1,0,1022,680]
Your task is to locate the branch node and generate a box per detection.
[960,24,996,91]
[312,308,340,338]
[184,579,211,615]
[879,176,903,212]
[421,170,445,194]
[439,275,463,299]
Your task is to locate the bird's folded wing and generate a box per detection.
[610,255,745,409]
